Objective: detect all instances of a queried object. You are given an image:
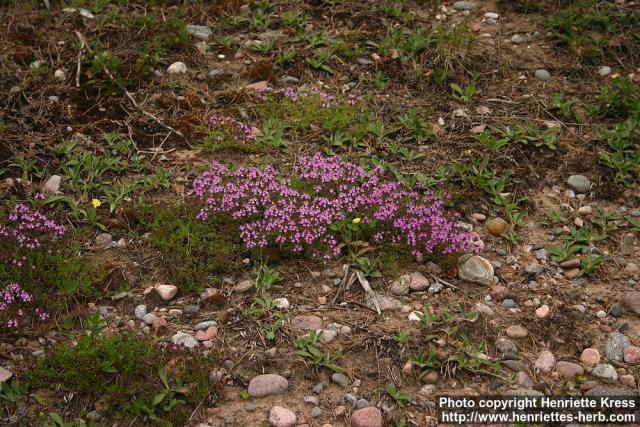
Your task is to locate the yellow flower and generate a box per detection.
[464,149,472,155]
[352,217,361,224]
[91,199,102,208]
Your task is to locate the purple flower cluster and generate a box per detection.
[209,113,257,144]
[0,283,48,329]
[193,154,481,260]
[0,203,66,267]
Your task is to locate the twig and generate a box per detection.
[74,31,187,141]
[355,270,380,315]
[429,274,459,291]
[75,34,85,88]
[329,264,350,306]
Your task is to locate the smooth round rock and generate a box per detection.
[567,175,591,194]
[506,325,528,339]
[485,217,509,236]
[268,406,297,427]
[534,69,551,82]
[248,374,288,397]
[535,304,550,318]
[167,62,188,74]
[350,407,383,427]
[623,346,640,364]
[592,363,618,383]
[556,361,584,378]
[581,348,601,366]
[535,351,556,373]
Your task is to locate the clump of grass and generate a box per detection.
[545,0,639,62]
[136,199,243,294]
[28,311,216,424]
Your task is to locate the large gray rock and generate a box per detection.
[592,363,618,383]
[458,255,494,285]
[567,175,591,193]
[605,332,630,363]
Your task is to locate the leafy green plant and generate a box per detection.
[579,254,607,277]
[281,10,309,30]
[546,241,581,262]
[373,70,391,90]
[394,331,411,347]
[295,331,342,372]
[386,383,415,408]
[450,79,477,104]
[397,108,433,142]
[371,26,433,62]
[475,130,508,151]
[252,39,275,55]
[548,93,583,122]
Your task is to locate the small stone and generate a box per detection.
[54,69,66,80]
[598,66,612,77]
[167,62,188,74]
[516,371,533,389]
[453,1,476,11]
[134,304,147,319]
[534,69,551,82]
[525,264,544,275]
[152,317,167,331]
[428,282,444,294]
[200,287,221,301]
[195,326,217,341]
[268,406,297,427]
[535,351,556,373]
[245,80,269,91]
[625,263,639,275]
[491,285,509,301]
[496,338,517,354]
[409,272,430,291]
[319,329,337,344]
[356,57,373,66]
[621,234,635,256]
[265,347,278,358]
[623,346,640,364]
[42,175,62,194]
[292,315,322,330]
[111,291,129,301]
[171,331,198,349]
[421,370,438,384]
[484,12,499,19]
[620,374,636,387]
[367,293,401,312]
[142,313,157,325]
[623,291,640,314]
[475,302,494,316]
[567,175,591,194]
[581,348,601,366]
[312,382,323,394]
[501,299,517,309]
[183,304,199,315]
[186,25,212,40]
[556,361,584,378]
[155,284,178,301]
[390,275,410,295]
[535,305,550,318]
[0,367,13,383]
[485,217,509,236]
[511,34,524,44]
[95,233,113,248]
[560,258,581,269]
[234,280,254,293]
[273,298,290,309]
[592,363,618,383]
[248,374,288,397]
[596,310,607,318]
[350,407,383,427]
[458,255,494,286]
[564,268,580,279]
[331,373,348,388]
[310,406,322,418]
[506,325,528,338]
[194,320,218,331]
[605,332,630,363]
